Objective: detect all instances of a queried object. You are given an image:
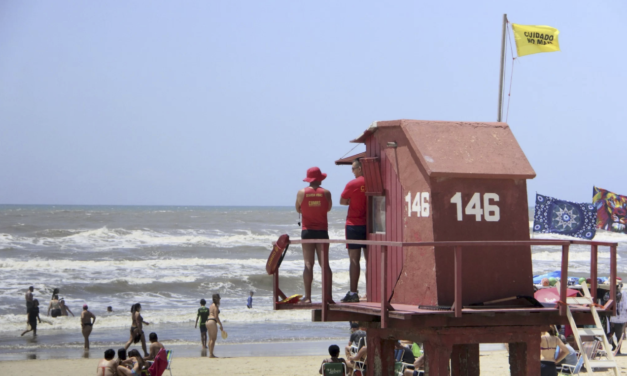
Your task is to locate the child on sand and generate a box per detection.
[195,299,210,349]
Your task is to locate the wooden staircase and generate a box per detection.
[564,283,620,375]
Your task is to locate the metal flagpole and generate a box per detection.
[497,14,507,122]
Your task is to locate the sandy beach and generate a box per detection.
[3,351,627,375]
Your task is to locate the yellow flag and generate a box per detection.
[511,24,560,57]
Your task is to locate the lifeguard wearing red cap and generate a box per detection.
[303,167,327,183]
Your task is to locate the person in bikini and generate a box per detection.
[124,303,150,357]
[144,332,165,361]
[195,298,210,349]
[81,304,96,350]
[295,167,333,304]
[207,293,224,358]
[96,349,119,376]
[118,349,145,376]
[48,294,62,317]
[540,326,570,376]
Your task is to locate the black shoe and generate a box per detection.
[341,292,360,303]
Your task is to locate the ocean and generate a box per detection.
[0,205,625,361]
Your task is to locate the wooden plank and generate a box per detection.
[591,244,598,301]
[454,246,462,318]
[559,244,569,316]
[273,271,279,310]
[381,245,388,328]
[276,302,322,310]
[321,246,329,321]
[283,239,618,248]
[567,297,593,305]
[287,239,575,247]
[611,245,617,316]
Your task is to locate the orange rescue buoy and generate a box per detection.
[266,234,290,275]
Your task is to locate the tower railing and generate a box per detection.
[272,238,618,329]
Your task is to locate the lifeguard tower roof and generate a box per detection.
[351,119,536,179]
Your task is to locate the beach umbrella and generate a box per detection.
[534,287,579,307]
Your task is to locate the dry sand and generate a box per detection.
[2,351,627,375]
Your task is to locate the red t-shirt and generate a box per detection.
[301,187,329,231]
[341,176,367,226]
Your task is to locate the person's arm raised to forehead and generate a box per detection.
[296,189,305,213]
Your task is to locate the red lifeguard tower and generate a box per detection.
[269,120,618,376]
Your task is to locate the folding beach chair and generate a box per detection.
[322,362,346,376]
[352,359,366,376]
[613,331,624,357]
[394,349,404,362]
[164,350,173,376]
[581,340,600,362]
[394,362,404,376]
[350,337,365,356]
[560,354,584,374]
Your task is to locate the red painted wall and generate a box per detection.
[363,122,533,307]
[366,135,404,303]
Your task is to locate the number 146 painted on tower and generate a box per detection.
[450,192,500,222]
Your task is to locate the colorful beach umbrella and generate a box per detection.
[534,287,579,306]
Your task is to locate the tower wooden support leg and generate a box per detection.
[509,336,541,376]
[366,332,396,376]
[451,344,479,376]
[424,341,452,376]
[508,342,526,376]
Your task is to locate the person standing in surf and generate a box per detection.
[81,304,96,350]
[340,159,368,303]
[295,167,333,304]
[247,291,254,309]
[124,303,150,357]
[25,286,34,313]
[207,293,223,358]
[21,299,41,337]
[195,298,210,349]
[48,294,62,317]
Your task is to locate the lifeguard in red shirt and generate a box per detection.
[296,167,333,304]
[340,159,367,303]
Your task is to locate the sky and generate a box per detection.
[1,1,625,206]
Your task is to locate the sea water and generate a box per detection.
[0,205,625,360]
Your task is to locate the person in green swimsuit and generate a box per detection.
[195,299,210,349]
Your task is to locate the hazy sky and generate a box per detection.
[1,1,625,206]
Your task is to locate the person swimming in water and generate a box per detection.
[59,297,75,317]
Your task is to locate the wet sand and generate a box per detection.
[3,351,627,375]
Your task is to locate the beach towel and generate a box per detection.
[593,186,627,234]
[148,347,167,376]
[532,193,596,239]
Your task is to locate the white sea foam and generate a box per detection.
[0,304,315,333]
[0,227,296,252]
